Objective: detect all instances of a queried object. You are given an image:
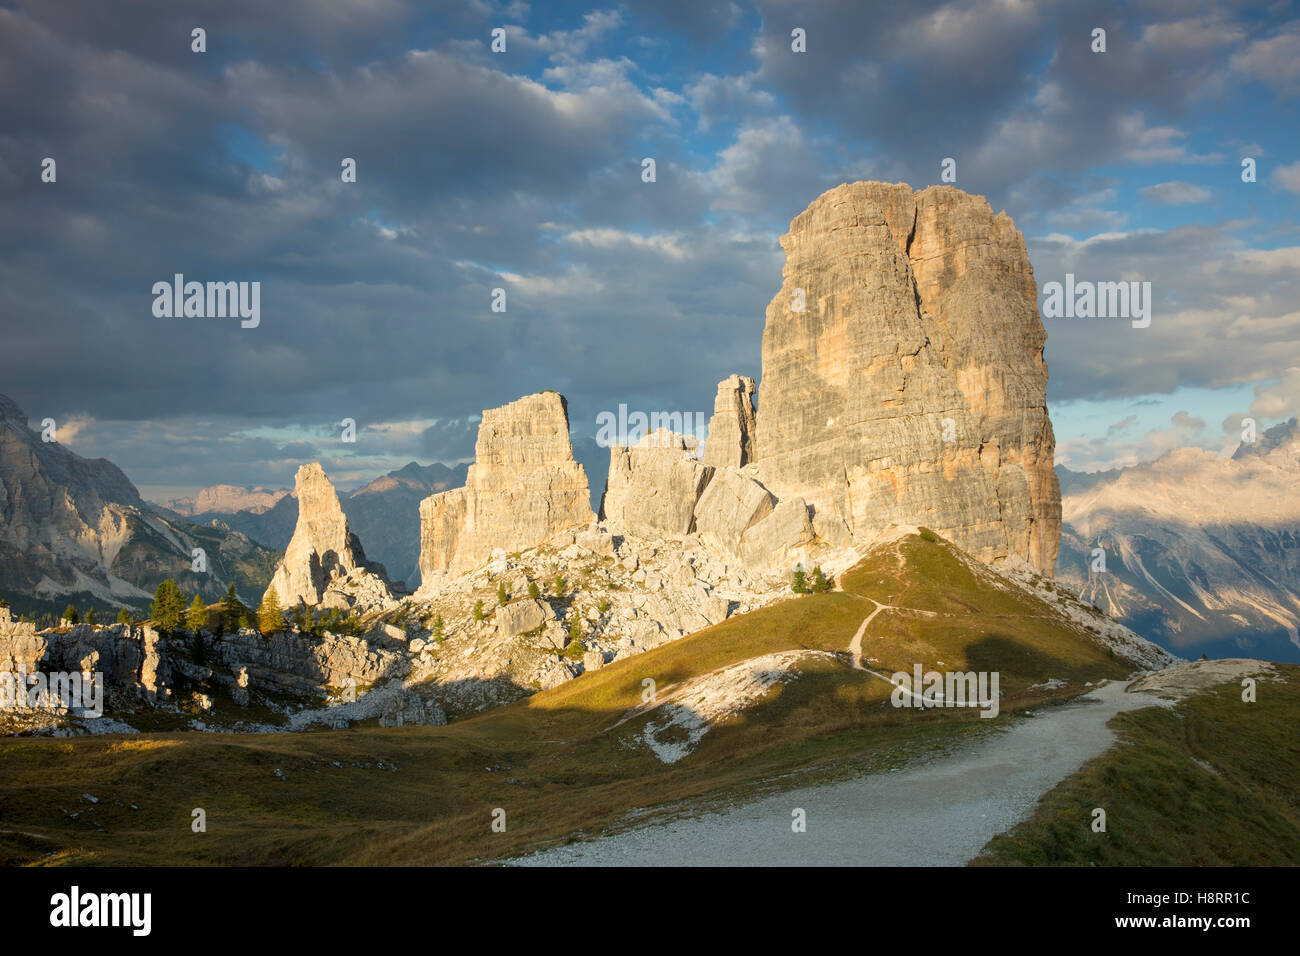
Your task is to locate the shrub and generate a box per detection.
[919,528,939,543]
[565,614,584,656]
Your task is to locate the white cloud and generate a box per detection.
[1270,161,1300,195]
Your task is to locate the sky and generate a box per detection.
[1,0,1298,500]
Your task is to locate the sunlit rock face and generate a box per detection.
[419,392,595,578]
[753,181,1060,575]
[265,463,392,608]
[701,375,756,470]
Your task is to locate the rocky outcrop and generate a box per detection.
[265,463,393,609]
[702,375,756,470]
[419,392,595,579]
[599,431,714,538]
[0,610,172,703]
[753,182,1060,576]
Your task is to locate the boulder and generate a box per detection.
[600,431,714,538]
[693,467,775,559]
[495,599,554,637]
[739,497,815,571]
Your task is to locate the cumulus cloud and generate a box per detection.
[1250,367,1300,420]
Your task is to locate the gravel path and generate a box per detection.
[511,680,1167,866]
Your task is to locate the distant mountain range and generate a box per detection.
[0,395,278,614]
[154,460,470,588]
[1056,418,1300,663]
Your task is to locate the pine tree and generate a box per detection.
[186,595,210,632]
[116,607,132,626]
[791,566,808,594]
[431,613,445,642]
[150,580,186,630]
[473,599,486,622]
[496,581,509,605]
[62,604,80,625]
[528,580,541,600]
[220,582,246,632]
[256,587,282,635]
[811,566,831,593]
[553,574,566,597]
[84,607,97,626]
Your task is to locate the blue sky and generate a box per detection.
[1,0,1298,497]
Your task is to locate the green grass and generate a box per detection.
[973,665,1300,866]
[0,533,1164,867]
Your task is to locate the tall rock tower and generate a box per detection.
[754,182,1060,575]
[419,391,595,578]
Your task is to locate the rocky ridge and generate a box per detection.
[1056,418,1300,661]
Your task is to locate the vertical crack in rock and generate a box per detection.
[752,181,1060,575]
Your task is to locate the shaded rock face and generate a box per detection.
[599,431,714,538]
[0,611,172,703]
[265,464,392,608]
[754,182,1060,575]
[420,392,595,578]
[702,375,756,470]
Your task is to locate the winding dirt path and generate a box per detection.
[511,680,1168,866]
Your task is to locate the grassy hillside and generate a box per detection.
[0,533,1151,866]
[973,664,1300,866]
